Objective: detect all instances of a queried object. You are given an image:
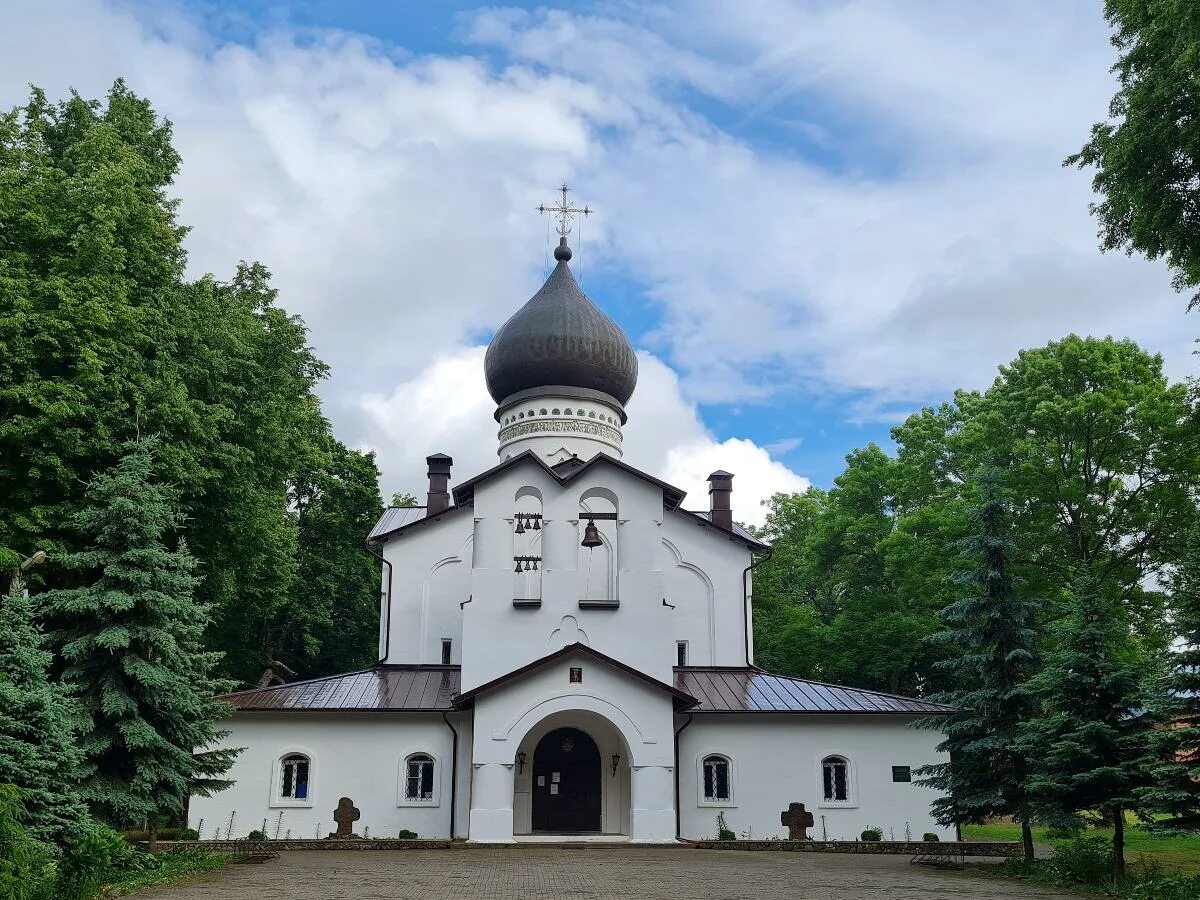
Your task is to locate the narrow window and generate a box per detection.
[822,756,849,802]
[892,765,912,783]
[405,754,435,802]
[676,641,688,667]
[702,755,731,802]
[441,639,452,665]
[280,754,309,800]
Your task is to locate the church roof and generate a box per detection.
[219,666,460,712]
[675,668,958,715]
[456,643,698,709]
[483,241,638,407]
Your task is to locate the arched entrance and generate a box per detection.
[531,727,601,832]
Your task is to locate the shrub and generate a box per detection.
[178,828,199,841]
[397,829,418,839]
[0,785,56,900]
[1121,874,1200,900]
[922,832,939,842]
[1046,836,1112,887]
[246,829,267,841]
[56,822,150,900]
[860,828,883,842]
[715,811,736,841]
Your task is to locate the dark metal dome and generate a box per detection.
[485,241,638,406]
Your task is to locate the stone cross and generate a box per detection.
[333,797,360,838]
[780,802,814,841]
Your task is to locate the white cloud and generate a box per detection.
[360,349,806,527]
[1,0,1192,508]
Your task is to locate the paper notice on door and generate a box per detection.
[552,772,560,783]
[550,784,559,795]
[537,776,545,787]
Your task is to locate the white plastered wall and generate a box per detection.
[189,712,473,840]
[677,715,955,842]
[467,654,677,842]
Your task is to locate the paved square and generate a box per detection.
[137,847,1081,899]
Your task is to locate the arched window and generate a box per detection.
[280,754,309,801]
[822,756,849,802]
[702,754,731,803]
[403,753,436,803]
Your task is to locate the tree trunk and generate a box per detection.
[147,814,158,854]
[1020,820,1035,862]
[1111,807,1125,879]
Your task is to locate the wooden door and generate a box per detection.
[531,727,601,832]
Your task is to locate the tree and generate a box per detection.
[1020,575,1156,878]
[1068,1,1200,310]
[281,442,385,677]
[0,588,87,843]
[915,467,1041,860]
[1139,524,1200,822]
[391,492,419,508]
[39,440,239,830]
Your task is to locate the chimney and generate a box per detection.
[707,470,733,531]
[426,454,453,515]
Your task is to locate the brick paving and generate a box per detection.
[138,847,1082,900]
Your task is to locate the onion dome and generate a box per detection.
[484,238,638,407]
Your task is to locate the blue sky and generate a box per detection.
[3,1,1194,521]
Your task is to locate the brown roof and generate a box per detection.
[675,668,957,715]
[456,643,698,709]
[221,666,460,712]
[451,450,688,511]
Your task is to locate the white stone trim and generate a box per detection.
[696,751,736,808]
[397,750,441,807]
[816,751,858,809]
[269,747,315,809]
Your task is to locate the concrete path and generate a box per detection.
[137,847,1080,899]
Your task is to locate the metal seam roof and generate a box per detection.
[674,668,957,715]
[220,667,461,712]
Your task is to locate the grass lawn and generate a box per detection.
[962,820,1200,874]
[106,851,228,896]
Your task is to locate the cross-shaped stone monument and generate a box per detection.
[332,797,360,838]
[780,802,814,841]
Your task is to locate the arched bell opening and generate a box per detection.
[511,710,631,836]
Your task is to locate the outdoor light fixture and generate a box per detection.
[611,753,621,777]
[581,518,602,548]
[517,751,527,774]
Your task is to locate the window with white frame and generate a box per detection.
[702,754,731,803]
[279,753,310,801]
[822,755,850,802]
[403,753,436,803]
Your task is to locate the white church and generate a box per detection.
[191,216,956,844]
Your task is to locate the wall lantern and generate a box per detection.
[517,751,527,774]
[611,754,621,777]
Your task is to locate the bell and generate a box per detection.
[531,558,539,571]
[532,516,541,530]
[514,559,522,573]
[581,518,603,549]
[515,514,525,534]
[524,559,532,572]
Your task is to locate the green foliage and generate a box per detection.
[1020,575,1157,876]
[397,828,418,839]
[55,821,145,900]
[1121,873,1200,900]
[1068,1,1200,310]
[859,827,882,841]
[39,439,240,827]
[1140,523,1200,820]
[390,492,419,508]
[0,82,366,686]
[245,829,267,841]
[282,442,384,676]
[0,785,56,900]
[922,832,939,842]
[914,468,1041,848]
[0,588,87,842]
[715,811,735,841]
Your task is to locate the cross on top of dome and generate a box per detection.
[537,183,591,248]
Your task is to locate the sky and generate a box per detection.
[1,0,1195,526]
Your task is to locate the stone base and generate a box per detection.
[692,839,1022,857]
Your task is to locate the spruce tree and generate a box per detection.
[1139,527,1200,822]
[1020,574,1156,878]
[39,439,239,831]
[915,467,1041,859]
[0,587,87,843]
